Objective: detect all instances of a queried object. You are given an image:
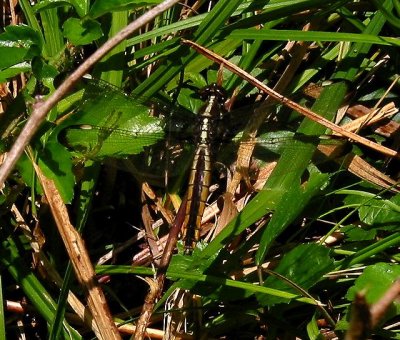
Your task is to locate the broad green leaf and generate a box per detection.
[15,143,74,203]
[359,195,400,226]
[33,0,88,16]
[341,225,377,242]
[31,58,58,91]
[16,154,44,196]
[33,0,73,12]
[0,62,31,83]
[176,86,204,114]
[63,18,103,46]
[343,193,400,227]
[257,244,334,306]
[307,314,325,340]
[346,263,400,304]
[33,0,87,19]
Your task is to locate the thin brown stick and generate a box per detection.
[134,277,160,339]
[227,30,313,194]
[181,39,399,159]
[134,196,187,339]
[0,0,182,188]
[158,195,188,273]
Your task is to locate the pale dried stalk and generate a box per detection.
[339,102,398,133]
[34,164,121,340]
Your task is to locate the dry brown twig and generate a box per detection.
[227,23,316,194]
[182,39,400,198]
[181,39,399,160]
[134,197,187,339]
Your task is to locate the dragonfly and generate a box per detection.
[180,83,227,254]
[52,78,347,253]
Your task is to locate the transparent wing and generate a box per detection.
[54,79,166,160]
[54,78,346,160]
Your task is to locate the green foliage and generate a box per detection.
[257,244,334,306]
[62,18,103,46]
[0,25,42,81]
[344,191,400,227]
[342,263,400,330]
[1,0,400,338]
[347,263,400,306]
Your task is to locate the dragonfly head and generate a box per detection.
[199,83,227,103]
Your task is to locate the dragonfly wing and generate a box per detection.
[233,131,346,156]
[60,123,164,159]
[55,81,165,159]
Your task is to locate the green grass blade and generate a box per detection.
[95,265,317,305]
[255,81,348,264]
[97,10,128,85]
[370,0,400,29]
[49,262,74,340]
[132,0,244,98]
[39,8,64,57]
[230,29,400,47]
[334,0,393,82]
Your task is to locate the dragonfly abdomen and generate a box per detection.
[181,84,226,254]
[182,145,212,254]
